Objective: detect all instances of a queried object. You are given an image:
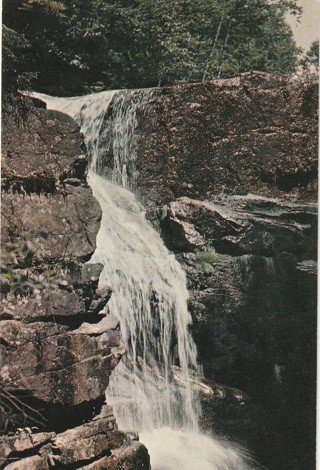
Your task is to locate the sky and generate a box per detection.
[286,0,320,51]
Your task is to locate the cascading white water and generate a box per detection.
[34,89,148,185]
[88,170,199,431]
[38,90,256,469]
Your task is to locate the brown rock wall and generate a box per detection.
[133,73,318,206]
[0,105,150,469]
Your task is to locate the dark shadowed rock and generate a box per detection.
[161,196,317,257]
[196,377,274,467]
[164,194,317,470]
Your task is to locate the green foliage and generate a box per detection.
[0,230,67,322]
[194,251,222,265]
[20,0,66,16]
[299,40,319,79]
[1,25,36,116]
[3,0,302,95]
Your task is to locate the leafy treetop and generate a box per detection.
[3,0,302,96]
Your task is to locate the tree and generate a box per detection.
[299,40,319,79]
[2,25,35,115]
[2,0,86,96]
[2,0,302,95]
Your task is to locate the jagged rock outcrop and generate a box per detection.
[160,196,317,256]
[0,406,149,469]
[194,377,275,466]
[0,106,150,469]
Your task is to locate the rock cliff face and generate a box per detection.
[130,73,316,470]
[0,108,150,469]
[133,72,317,206]
[163,196,317,469]
[95,72,317,470]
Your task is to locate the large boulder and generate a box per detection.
[0,318,123,428]
[135,72,318,205]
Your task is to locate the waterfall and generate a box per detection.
[33,89,148,186]
[88,170,199,431]
[37,90,256,469]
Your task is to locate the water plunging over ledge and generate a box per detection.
[88,169,199,432]
[35,90,256,469]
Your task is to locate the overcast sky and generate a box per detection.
[286,0,320,51]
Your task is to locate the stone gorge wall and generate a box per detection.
[133,72,318,206]
[130,72,317,470]
[0,107,150,469]
[165,196,317,470]
[64,72,317,469]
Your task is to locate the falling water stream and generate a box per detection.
[35,90,256,469]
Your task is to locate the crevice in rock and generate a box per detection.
[260,167,317,192]
[275,168,318,192]
[1,390,106,435]
[79,252,96,263]
[17,313,91,330]
[1,170,57,197]
[55,450,112,470]
[0,387,49,431]
[3,438,52,464]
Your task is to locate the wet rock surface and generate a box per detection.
[0,105,150,469]
[196,377,275,467]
